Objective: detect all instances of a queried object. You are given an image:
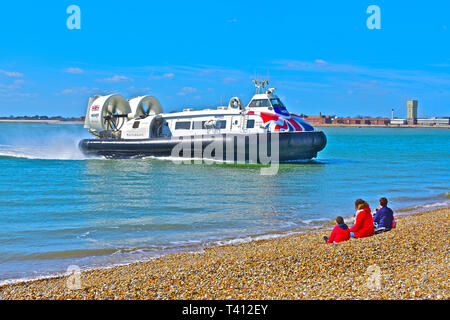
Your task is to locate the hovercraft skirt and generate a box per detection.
[79,131,327,162]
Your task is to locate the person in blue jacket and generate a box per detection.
[373,197,395,233]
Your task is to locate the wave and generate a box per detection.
[0,136,91,160]
[207,228,323,247]
[0,151,90,161]
[440,192,450,199]
[0,141,93,161]
[0,123,96,160]
[0,272,69,287]
[314,158,359,164]
[396,200,450,213]
[392,192,449,202]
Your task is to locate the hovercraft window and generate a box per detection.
[246,120,255,129]
[249,99,271,108]
[270,98,287,111]
[216,120,227,129]
[193,121,206,129]
[175,121,191,130]
[132,121,140,129]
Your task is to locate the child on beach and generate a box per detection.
[373,197,396,234]
[349,199,374,238]
[323,216,350,243]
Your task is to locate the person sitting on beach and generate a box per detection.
[349,199,374,239]
[323,216,350,244]
[373,197,395,234]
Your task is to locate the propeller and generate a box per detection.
[103,103,127,132]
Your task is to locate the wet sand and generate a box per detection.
[0,207,448,300]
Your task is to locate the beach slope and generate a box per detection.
[0,208,448,300]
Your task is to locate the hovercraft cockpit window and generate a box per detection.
[270,99,287,112]
[249,99,271,108]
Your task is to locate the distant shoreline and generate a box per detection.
[0,119,448,128]
[0,119,83,124]
[315,123,450,129]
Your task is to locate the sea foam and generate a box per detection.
[0,124,93,160]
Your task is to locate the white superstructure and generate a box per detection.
[84,80,315,140]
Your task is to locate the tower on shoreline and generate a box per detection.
[407,100,418,124]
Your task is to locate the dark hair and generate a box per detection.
[336,216,345,225]
[380,197,388,207]
[355,198,365,208]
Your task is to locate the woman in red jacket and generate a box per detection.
[349,199,374,238]
[324,216,350,243]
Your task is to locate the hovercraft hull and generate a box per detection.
[79,131,327,162]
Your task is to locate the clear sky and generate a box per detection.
[1,0,449,118]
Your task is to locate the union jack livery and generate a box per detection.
[250,111,314,132]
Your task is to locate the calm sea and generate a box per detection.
[0,123,448,283]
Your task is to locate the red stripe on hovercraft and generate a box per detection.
[287,118,303,131]
[260,112,279,123]
[275,121,288,131]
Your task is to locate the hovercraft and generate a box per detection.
[79,80,327,162]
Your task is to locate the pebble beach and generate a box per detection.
[0,207,448,300]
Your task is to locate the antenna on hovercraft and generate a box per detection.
[253,78,269,94]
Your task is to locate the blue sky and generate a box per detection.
[1,0,449,117]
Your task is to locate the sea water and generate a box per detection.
[0,123,448,283]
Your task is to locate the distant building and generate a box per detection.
[365,117,391,125]
[332,117,390,125]
[333,117,361,125]
[407,100,418,124]
[301,115,332,124]
[390,118,407,125]
[416,118,450,126]
[300,104,448,127]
